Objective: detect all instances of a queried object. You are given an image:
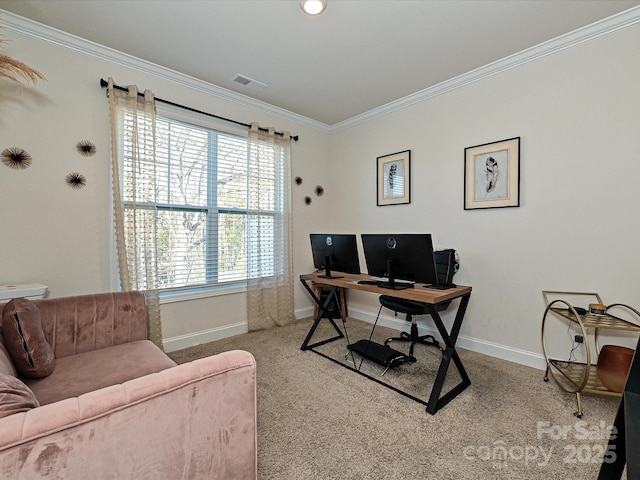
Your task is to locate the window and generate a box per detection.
[118,111,282,291]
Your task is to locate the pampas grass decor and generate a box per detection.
[0,34,46,86]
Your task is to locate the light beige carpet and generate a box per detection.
[169,318,624,480]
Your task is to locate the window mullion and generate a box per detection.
[207,131,219,284]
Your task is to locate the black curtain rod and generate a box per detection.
[99,78,298,142]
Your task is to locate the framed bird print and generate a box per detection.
[464,137,520,210]
[377,150,411,206]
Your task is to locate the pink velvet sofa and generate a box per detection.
[0,291,257,479]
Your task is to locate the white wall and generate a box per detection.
[327,23,640,366]
[1,14,639,365]
[0,20,332,350]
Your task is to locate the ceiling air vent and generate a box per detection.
[230,74,267,92]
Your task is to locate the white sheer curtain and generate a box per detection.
[107,77,163,348]
[246,123,295,331]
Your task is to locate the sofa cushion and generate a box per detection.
[0,328,17,377]
[0,346,16,378]
[1,298,55,378]
[25,340,177,405]
[0,373,40,418]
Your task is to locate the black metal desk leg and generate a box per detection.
[425,293,471,414]
[300,280,344,351]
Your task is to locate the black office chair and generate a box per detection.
[381,249,459,363]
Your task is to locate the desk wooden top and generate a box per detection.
[300,272,471,305]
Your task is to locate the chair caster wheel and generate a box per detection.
[543,376,548,382]
[573,411,583,418]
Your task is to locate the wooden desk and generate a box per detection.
[300,272,472,414]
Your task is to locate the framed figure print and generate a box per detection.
[377,150,411,206]
[464,137,520,210]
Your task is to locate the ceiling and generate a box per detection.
[1,0,639,126]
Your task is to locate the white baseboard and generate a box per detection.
[295,306,314,319]
[295,305,546,370]
[172,307,547,370]
[163,322,248,352]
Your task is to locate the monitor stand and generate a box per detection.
[379,280,413,290]
[378,259,412,290]
[425,283,457,290]
[317,255,343,279]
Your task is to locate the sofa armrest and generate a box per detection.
[0,350,257,480]
[33,291,148,358]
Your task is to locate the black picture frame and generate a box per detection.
[377,150,411,206]
[464,137,520,210]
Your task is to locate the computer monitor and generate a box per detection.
[361,233,438,290]
[310,234,361,279]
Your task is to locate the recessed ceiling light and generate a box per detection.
[301,0,327,16]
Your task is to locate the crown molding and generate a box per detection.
[0,10,332,134]
[2,6,639,135]
[329,5,640,133]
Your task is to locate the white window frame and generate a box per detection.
[110,103,278,303]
